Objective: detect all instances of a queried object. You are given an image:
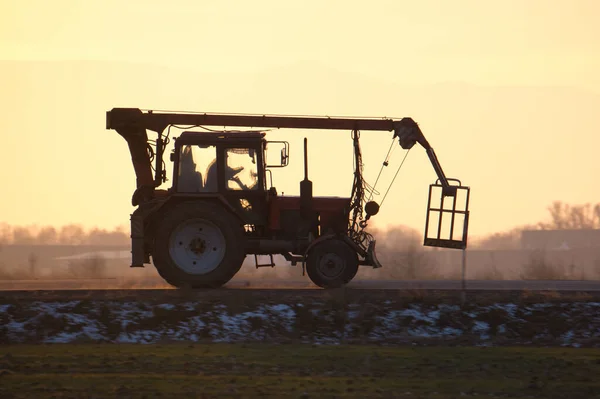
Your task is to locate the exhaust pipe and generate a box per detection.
[300,137,313,220]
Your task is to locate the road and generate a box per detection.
[349,279,600,291]
[1,278,600,291]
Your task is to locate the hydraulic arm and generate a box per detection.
[106,108,453,205]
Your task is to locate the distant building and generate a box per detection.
[521,229,600,250]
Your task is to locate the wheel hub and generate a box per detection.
[168,219,226,275]
[189,237,207,255]
[317,253,345,279]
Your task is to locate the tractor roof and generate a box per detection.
[176,130,266,144]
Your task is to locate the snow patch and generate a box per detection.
[156,303,176,311]
[2,299,600,346]
[0,304,13,313]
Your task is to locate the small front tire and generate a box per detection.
[306,239,359,289]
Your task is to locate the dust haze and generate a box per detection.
[1,200,599,288]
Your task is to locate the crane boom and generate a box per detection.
[106,107,453,205]
[108,107,405,133]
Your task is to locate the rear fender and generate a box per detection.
[154,194,245,222]
[304,233,336,257]
[144,195,245,243]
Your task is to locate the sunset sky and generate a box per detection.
[1,0,599,240]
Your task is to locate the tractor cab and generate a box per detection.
[172,131,267,193]
[170,131,289,226]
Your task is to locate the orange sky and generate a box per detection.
[1,0,599,240]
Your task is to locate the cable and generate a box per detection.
[367,139,396,203]
[196,125,271,133]
[164,123,270,134]
[348,130,365,234]
[347,128,382,248]
[379,148,411,208]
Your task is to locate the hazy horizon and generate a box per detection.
[2,1,599,241]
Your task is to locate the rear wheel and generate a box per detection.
[306,239,359,289]
[152,201,246,288]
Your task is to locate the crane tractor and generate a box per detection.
[105,108,470,289]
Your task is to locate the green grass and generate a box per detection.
[0,344,599,398]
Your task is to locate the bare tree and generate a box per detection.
[0,223,11,245]
[545,201,568,229]
[37,226,58,244]
[540,201,600,230]
[12,226,36,245]
[58,224,86,245]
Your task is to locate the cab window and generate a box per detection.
[225,148,258,191]
[177,144,217,192]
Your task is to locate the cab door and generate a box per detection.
[220,145,268,226]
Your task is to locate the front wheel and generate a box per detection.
[305,239,359,289]
[152,201,246,288]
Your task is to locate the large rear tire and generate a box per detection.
[306,239,359,289]
[152,201,246,288]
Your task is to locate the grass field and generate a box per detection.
[0,344,599,398]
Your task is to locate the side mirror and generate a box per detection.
[266,141,290,168]
[280,147,289,166]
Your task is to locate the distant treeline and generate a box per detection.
[0,224,129,246]
[0,201,597,248]
[472,201,600,250]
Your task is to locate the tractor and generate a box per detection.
[105,108,470,289]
